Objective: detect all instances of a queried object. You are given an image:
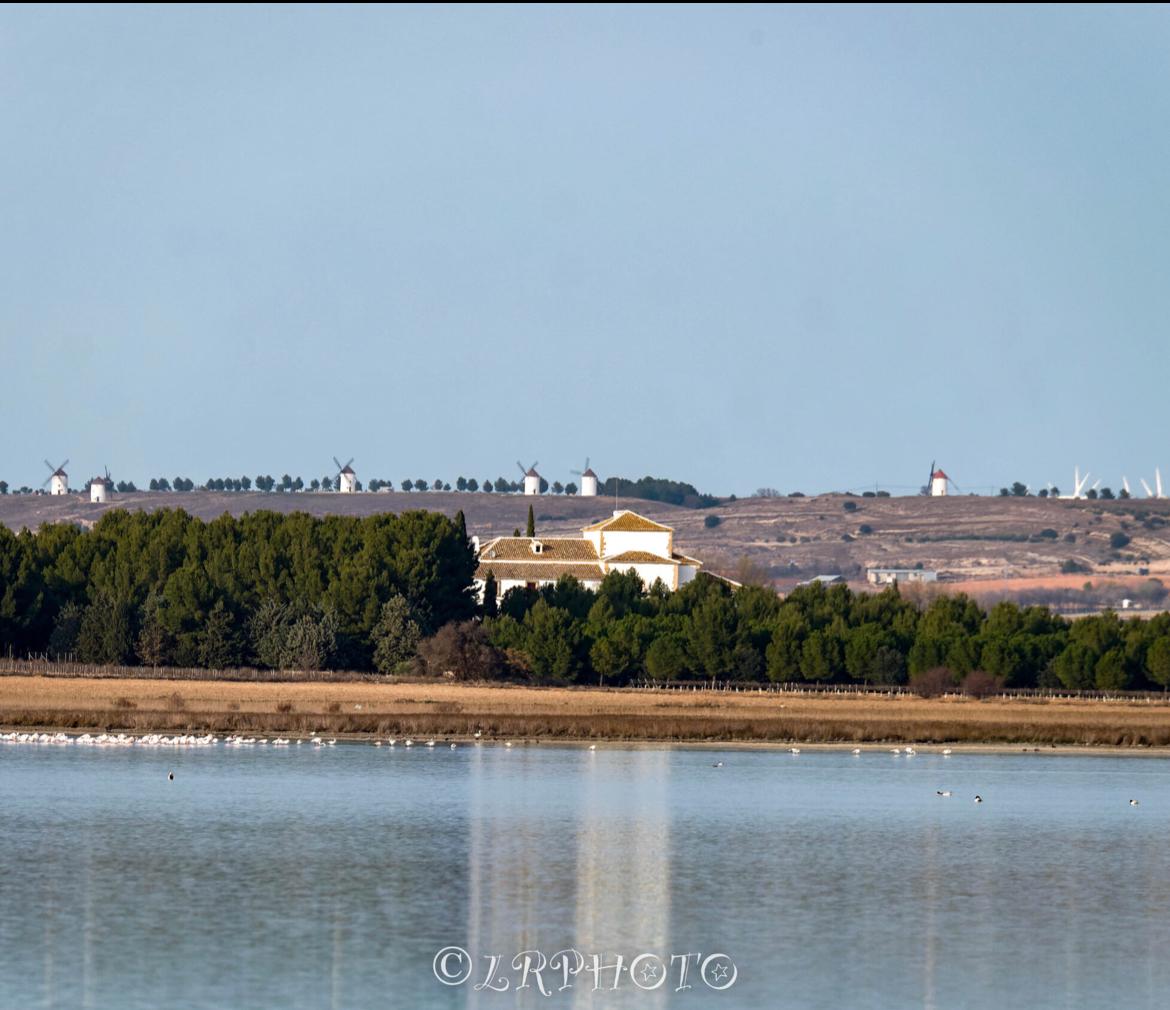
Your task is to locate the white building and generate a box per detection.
[474,509,704,603]
[930,469,950,497]
[49,469,68,495]
[89,476,111,503]
[338,465,357,493]
[579,467,599,497]
[523,467,541,496]
[867,567,939,585]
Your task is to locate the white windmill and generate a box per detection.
[927,461,955,497]
[516,461,541,496]
[1139,468,1164,499]
[571,457,599,497]
[333,456,356,493]
[89,466,112,503]
[42,458,69,496]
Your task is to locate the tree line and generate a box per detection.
[475,574,1170,692]
[0,509,474,672]
[4,508,1170,691]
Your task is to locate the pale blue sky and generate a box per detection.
[2,4,1168,495]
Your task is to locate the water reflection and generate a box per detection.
[6,745,1170,1008]
[464,747,671,1007]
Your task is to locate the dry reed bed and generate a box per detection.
[4,677,1170,746]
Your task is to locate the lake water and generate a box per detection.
[2,740,1169,1009]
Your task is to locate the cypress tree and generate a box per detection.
[526,505,535,538]
[482,572,498,618]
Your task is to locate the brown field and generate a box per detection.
[4,488,1170,591]
[5,676,1170,747]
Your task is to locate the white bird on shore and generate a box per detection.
[426,740,435,748]
[474,730,482,739]
[891,748,901,755]
[943,748,953,756]
[851,748,861,755]
[405,738,413,747]
[789,747,801,754]
[589,744,596,751]
[505,741,513,748]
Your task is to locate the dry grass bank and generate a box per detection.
[4,677,1170,746]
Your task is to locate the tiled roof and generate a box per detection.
[476,561,604,582]
[478,537,600,562]
[582,510,673,534]
[604,550,679,565]
[671,551,704,567]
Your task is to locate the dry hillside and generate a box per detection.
[3,490,1170,597]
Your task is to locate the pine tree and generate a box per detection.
[371,596,421,674]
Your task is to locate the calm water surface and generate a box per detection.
[2,742,1169,1009]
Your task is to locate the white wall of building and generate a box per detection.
[50,474,67,495]
[930,476,948,497]
[580,473,598,497]
[90,481,108,503]
[523,473,540,495]
[339,470,357,493]
[604,562,678,591]
[596,529,673,559]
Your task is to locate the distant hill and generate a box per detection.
[3,490,1170,596]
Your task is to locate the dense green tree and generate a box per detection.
[645,632,689,680]
[76,591,134,665]
[199,599,243,669]
[48,602,84,659]
[1147,637,1170,690]
[526,505,535,538]
[371,596,421,674]
[522,599,580,680]
[482,572,498,618]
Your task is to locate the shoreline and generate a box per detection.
[6,675,1170,749]
[5,726,1170,758]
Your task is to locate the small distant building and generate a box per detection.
[523,467,542,496]
[50,469,68,496]
[89,476,111,503]
[475,509,703,602]
[930,469,950,497]
[797,574,846,587]
[867,567,939,586]
[338,466,357,494]
[579,467,599,497]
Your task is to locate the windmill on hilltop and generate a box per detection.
[571,457,599,497]
[42,458,69,496]
[333,456,356,493]
[89,466,112,504]
[927,461,959,497]
[516,461,542,496]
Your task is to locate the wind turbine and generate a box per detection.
[1064,466,1092,499]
